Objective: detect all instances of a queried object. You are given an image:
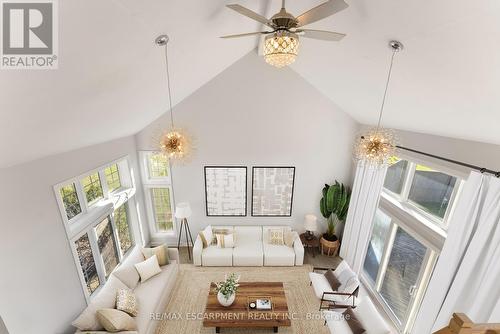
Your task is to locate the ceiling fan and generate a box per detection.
[221,0,349,67]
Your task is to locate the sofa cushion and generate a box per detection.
[113,265,140,289]
[119,246,145,268]
[134,255,162,283]
[116,289,138,317]
[96,309,137,332]
[353,297,391,334]
[234,226,262,246]
[262,226,291,244]
[141,244,170,266]
[263,243,295,266]
[202,245,233,266]
[133,262,178,333]
[334,260,349,277]
[233,243,263,266]
[72,276,129,331]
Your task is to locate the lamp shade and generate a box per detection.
[175,202,192,219]
[304,214,318,231]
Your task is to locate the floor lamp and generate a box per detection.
[175,202,194,260]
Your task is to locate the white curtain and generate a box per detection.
[340,161,387,275]
[412,172,500,333]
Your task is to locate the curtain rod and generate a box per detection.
[396,145,500,177]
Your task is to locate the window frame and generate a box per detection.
[54,156,139,302]
[382,156,463,230]
[139,151,176,237]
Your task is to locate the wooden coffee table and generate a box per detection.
[203,282,291,333]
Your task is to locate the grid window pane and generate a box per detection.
[95,217,119,277]
[82,173,104,204]
[114,204,134,255]
[60,183,82,220]
[151,188,173,231]
[408,165,457,219]
[384,157,409,195]
[148,153,169,178]
[380,227,427,323]
[104,164,121,192]
[74,233,100,294]
[363,210,392,282]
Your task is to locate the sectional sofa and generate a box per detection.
[193,225,304,266]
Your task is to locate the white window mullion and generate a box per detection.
[99,170,109,199]
[88,227,106,285]
[375,222,397,291]
[75,179,88,214]
[400,162,416,202]
[109,212,123,261]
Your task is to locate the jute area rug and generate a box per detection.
[155,264,329,334]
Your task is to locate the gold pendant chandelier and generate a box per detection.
[156,35,194,162]
[355,41,403,166]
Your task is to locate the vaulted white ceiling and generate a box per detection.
[1,0,500,168]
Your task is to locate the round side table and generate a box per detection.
[299,233,320,258]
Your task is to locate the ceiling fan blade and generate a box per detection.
[220,31,270,39]
[226,4,274,28]
[297,29,346,41]
[296,0,349,27]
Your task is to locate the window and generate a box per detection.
[151,188,173,231]
[148,153,169,178]
[114,204,133,255]
[408,165,457,219]
[382,156,460,226]
[140,151,175,234]
[363,208,436,331]
[55,157,139,299]
[82,172,104,205]
[104,164,121,192]
[384,157,409,195]
[60,183,82,219]
[74,233,100,294]
[95,217,119,277]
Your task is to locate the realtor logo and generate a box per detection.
[1,0,58,69]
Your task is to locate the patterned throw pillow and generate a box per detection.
[116,289,138,317]
[215,233,235,248]
[211,228,230,244]
[96,308,137,332]
[141,244,170,266]
[268,228,284,245]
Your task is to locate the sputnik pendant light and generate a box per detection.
[355,40,403,166]
[156,35,193,162]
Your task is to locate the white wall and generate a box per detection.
[0,136,149,334]
[136,51,360,242]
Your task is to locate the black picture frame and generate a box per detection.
[204,166,247,217]
[251,166,296,217]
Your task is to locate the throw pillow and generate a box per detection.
[112,265,140,289]
[141,244,170,266]
[324,269,341,290]
[284,231,296,247]
[344,307,366,334]
[116,289,138,317]
[198,225,213,248]
[215,233,235,248]
[211,228,230,244]
[268,228,284,245]
[72,276,128,331]
[134,254,162,282]
[96,309,137,332]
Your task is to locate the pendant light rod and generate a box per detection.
[282,0,286,9]
[376,40,403,131]
[156,34,175,129]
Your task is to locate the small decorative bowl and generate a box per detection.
[249,302,256,309]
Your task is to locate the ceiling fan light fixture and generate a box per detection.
[263,31,299,68]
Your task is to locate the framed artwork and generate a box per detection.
[252,166,295,217]
[204,166,247,216]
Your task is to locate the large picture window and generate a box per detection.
[140,151,175,235]
[55,157,138,300]
[362,155,462,333]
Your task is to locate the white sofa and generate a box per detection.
[193,225,304,266]
[73,246,179,334]
[323,297,392,334]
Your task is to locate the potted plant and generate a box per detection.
[319,181,351,256]
[215,273,240,307]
